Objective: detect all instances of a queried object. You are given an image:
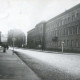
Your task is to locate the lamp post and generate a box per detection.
[61,41,64,53]
[12,38,16,55]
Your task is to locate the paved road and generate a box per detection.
[12,48,80,80]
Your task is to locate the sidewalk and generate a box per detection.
[25,48,80,54]
[18,48,59,53]
[0,49,41,80]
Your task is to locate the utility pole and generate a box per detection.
[61,41,64,53]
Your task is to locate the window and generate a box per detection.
[68,28,69,35]
[56,22,58,27]
[76,39,79,47]
[60,20,62,25]
[73,26,78,35]
[77,26,80,34]
[77,12,79,17]
[63,40,65,46]
[67,40,69,46]
[68,17,70,22]
[63,28,65,36]
[59,22,60,26]
[60,29,62,36]
[69,27,73,35]
[53,31,56,36]
[58,30,60,36]
[64,19,67,24]
[58,41,60,47]
[71,40,74,47]
[57,30,59,36]
[72,15,74,21]
[62,20,64,25]
[53,31,55,36]
[55,30,58,36]
[75,11,78,18]
[63,29,65,36]
[65,28,68,36]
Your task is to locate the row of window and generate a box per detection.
[47,10,80,29]
[51,39,79,48]
[52,26,80,36]
[57,39,79,47]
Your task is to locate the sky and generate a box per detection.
[0,0,80,35]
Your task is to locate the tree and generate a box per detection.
[8,29,26,47]
[52,36,58,42]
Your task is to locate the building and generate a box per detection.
[27,4,80,52]
[27,22,46,49]
[8,29,26,47]
[45,3,80,52]
[27,28,36,48]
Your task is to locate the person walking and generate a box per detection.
[3,44,7,52]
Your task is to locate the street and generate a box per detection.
[0,1,80,80]
[10,48,80,80]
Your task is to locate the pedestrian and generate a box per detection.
[3,44,6,53]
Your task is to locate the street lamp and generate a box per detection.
[61,41,64,53]
[12,38,16,55]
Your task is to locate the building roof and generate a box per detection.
[48,3,80,22]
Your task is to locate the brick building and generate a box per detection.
[27,4,80,52]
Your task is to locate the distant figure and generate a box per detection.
[3,44,6,52]
[3,44,9,52]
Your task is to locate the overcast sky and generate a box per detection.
[0,0,80,35]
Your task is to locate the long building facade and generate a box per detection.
[27,4,80,52]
